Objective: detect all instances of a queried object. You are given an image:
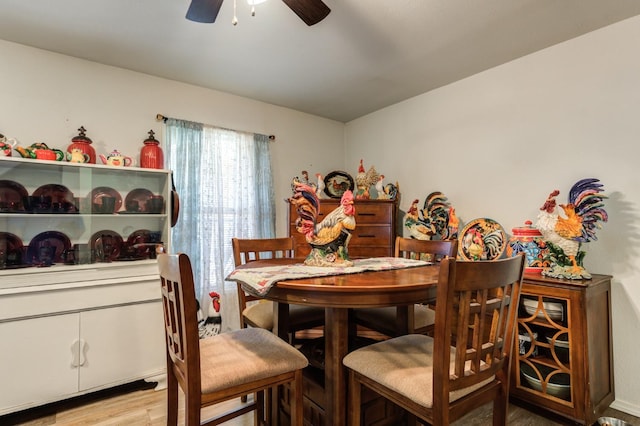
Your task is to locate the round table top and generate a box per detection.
[236,258,440,308]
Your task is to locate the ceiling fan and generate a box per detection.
[186,0,331,26]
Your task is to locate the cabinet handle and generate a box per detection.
[79,339,88,367]
[357,234,376,238]
[70,339,81,368]
[357,213,376,217]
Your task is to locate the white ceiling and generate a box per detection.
[1,0,640,122]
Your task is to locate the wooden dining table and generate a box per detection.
[234,258,441,426]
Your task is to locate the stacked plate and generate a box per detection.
[522,298,563,321]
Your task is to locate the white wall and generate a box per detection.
[0,39,345,236]
[345,15,640,415]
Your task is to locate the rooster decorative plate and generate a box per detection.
[458,218,507,261]
[323,171,354,199]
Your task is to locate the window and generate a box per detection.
[165,118,274,331]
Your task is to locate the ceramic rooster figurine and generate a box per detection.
[355,159,379,200]
[290,181,356,266]
[403,192,458,240]
[197,291,221,339]
[535,178,608,279]
[404,199,434,240]
[315,173,326,198]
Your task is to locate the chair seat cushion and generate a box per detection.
[243,301,275,329]
[356,305,435,329]
[343,334,493,408]
[244,302,325,330]
[199,328,308,394]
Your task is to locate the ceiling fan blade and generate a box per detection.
[282,0,331,26]
[186,0,224,23]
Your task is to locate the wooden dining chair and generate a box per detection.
[157,252,308,425]
[344,254,525,426]
[231,237,325,341]
[353,236,458,337]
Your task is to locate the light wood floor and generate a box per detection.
[2,380,638,426]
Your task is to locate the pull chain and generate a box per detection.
[232,0,238,25]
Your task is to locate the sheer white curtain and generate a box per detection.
[165,118,275,331]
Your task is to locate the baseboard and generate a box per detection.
[611,399,640,418]
[145,373,167,390]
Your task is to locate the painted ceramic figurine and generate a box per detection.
[374,175,386,199]
[66,147,90,163]
[15,142,64,161]
[535,178,608,279]
[355,159,379,200]
[315,173,325,198]
[197,291,221,339]
[99,149,133,167]
[403,191,458,241]
[290,181,356,266]
[0,134,17,157]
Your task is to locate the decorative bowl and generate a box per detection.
[520,363,570,399]
[598,417,631,426]
[546,334,569,363]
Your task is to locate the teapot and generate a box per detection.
[99,149,134,167]
[66,147,90,163]
[0,134,18,157]
[15,142,64,161]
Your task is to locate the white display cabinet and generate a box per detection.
[0,156,170,415]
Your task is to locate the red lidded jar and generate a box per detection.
[67,126,96,164]
[140,130,164,169]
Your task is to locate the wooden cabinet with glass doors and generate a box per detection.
[510,273,614,425]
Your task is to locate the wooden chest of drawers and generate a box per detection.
[287,198,398,259]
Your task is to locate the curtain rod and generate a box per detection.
[156,114,276,141]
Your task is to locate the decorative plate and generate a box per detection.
[323,171,354,199]
[124,188,154,213]
[0,180,28,212]
[121,229,155,260]
[26,231,71,265]
[89,230,123,262]
[32,184,75,205]
[0,232,25,268]
[90,186,123,213]
[457,218,507,261]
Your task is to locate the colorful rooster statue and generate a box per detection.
[383,181,399,200]
[290,181,356,266]
[355,159,379,200]
[403,192,458,241]
[197,291,221,339]
[535,178,608,279]
[404,199,434,240]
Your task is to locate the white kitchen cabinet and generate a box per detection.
[0,264,167,415]
[79,302,165,391]
[0,314,80,410]
[0,157,170,415]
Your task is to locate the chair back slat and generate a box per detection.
[434,254,525,395]
[157,253,201,392]
[394,236,458,263]
[232,237,295,266]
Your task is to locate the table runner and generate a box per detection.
[226,257,431,295]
